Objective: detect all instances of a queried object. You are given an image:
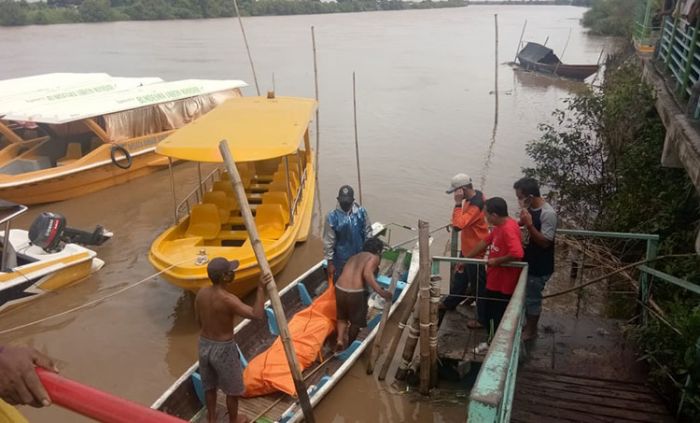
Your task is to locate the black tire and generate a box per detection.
[110,145,132,170]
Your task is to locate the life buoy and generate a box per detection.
[110,145,132,169]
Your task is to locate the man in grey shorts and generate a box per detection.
[514,177,558,342]
[195,257,271,423]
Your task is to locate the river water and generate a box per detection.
[0,6,615,422]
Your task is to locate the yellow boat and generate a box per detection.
[0,75,247,205]
[148,95,317,297]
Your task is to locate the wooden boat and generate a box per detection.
[151,242,421,422]
[0,75,247,205]
[516,42,599,80]
[148,96,317,297]
[0,200,110,313]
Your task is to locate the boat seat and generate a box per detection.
[203,191,235,222]
[185,204,221,240]
[267,179,292,194]
[219,172,251,189]
[255,204,286,240]
[57,142,82,166]
[261,192,290,224]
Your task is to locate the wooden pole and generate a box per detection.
[352,71,363,205]
[367,251,407,374]
[311,26,320,179]
[417,220,431,395]
[168,158,177,225]
[513,19,527,63]
[218,140,314,422]
[232,0,260,95]
[429,276,440,388]
[378,278,420,381]
[553,27,572,76]
[395,310,420,381]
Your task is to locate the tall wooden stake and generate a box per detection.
[553,27,572,77]
[395,310,420,381]
[367,251,407,374]
[352,72,363,205]
[513,19,527,63]
[218,141,314,422]
[429,277,440,388]
[232,0,260,95]
[417,220,431,395]
[311,26,320,179]
[378,278,420,381]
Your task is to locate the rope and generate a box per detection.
[0,258,191,336]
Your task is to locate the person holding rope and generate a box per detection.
[440,173,489,329]
[514,177,558,342]
[323,185,372,281]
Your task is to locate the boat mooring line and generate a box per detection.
[0,258,192,336]
[352,71,363,205]
[479,14,500,191]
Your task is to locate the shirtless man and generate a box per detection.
[195,257,271,423]
[334,238,392,352]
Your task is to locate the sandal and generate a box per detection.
[467,319,484,329]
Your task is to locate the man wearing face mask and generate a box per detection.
[513,177,558,342]
[323,185,372,281]
[441,173,489,329]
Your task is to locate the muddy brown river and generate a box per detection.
[0,6,615,422]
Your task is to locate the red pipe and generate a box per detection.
[36,368,185,423]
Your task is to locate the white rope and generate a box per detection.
[0,258,191,336]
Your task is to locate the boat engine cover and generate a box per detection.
[29,212,66,253]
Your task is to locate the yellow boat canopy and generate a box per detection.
[155,96,317,163]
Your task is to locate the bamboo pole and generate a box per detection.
[352,71,363,204]
[311,26,320,179]
[367,251,407,374]
[417,220,431,395]
[513,19,527,63]
[378,278,420,381]
[429,276,440,388]
[394,310,420,381]
[218,140,314,422]
[232,0,260,95]
[553,27,572,77]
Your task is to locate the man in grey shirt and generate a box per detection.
[514,177,558,342]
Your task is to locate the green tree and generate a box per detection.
[0,0,29,26]
[79,0,112,22]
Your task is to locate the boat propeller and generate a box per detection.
[28,212,113,253]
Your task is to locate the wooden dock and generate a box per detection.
[437,304,488,364]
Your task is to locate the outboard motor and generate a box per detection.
[28,212,112,253]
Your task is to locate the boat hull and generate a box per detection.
[517,57,599,80]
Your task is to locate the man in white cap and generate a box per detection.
[441,173,489,329]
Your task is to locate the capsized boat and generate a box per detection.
[0,75,247,204]
[152,242,420,422]
[0,200,111,313]
[516,42,599,80]
[148,95,317,297]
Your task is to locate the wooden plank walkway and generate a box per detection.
[511,312,675,422]
[437,304,488,364]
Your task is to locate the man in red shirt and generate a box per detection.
[441,173,489,328]
[464,197,524,332]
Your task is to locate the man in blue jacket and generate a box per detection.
[323,185,372,281]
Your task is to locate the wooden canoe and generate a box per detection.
[517,42,599,80]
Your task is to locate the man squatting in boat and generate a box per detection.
[334,238,393,352]
[195,257,272,423]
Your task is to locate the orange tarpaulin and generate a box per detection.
[243,282,336,397]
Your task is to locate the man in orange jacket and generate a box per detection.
[441,173,490,328]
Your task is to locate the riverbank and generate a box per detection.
[0,0,466,27]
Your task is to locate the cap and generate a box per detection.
[337,185,354,200]
[207,257,240,283]
[446,173,472,194]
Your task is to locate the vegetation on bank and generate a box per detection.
[0,0,466,26]
[525,51,700,419]
[581,0,636,36]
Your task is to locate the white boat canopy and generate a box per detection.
[0,77,163,117]
[0,73,113,99]
[3,79,249,125]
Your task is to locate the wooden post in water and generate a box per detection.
[232,0,260,95]
[218,140,315,423]
[352,71,363,204]
[429,276,440,388]
[311,26,320,178]
[553,27,572,77]
[513,19,527,63]
[367,251,406,375]
[395,310,420,381]
[418,220,431,395]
